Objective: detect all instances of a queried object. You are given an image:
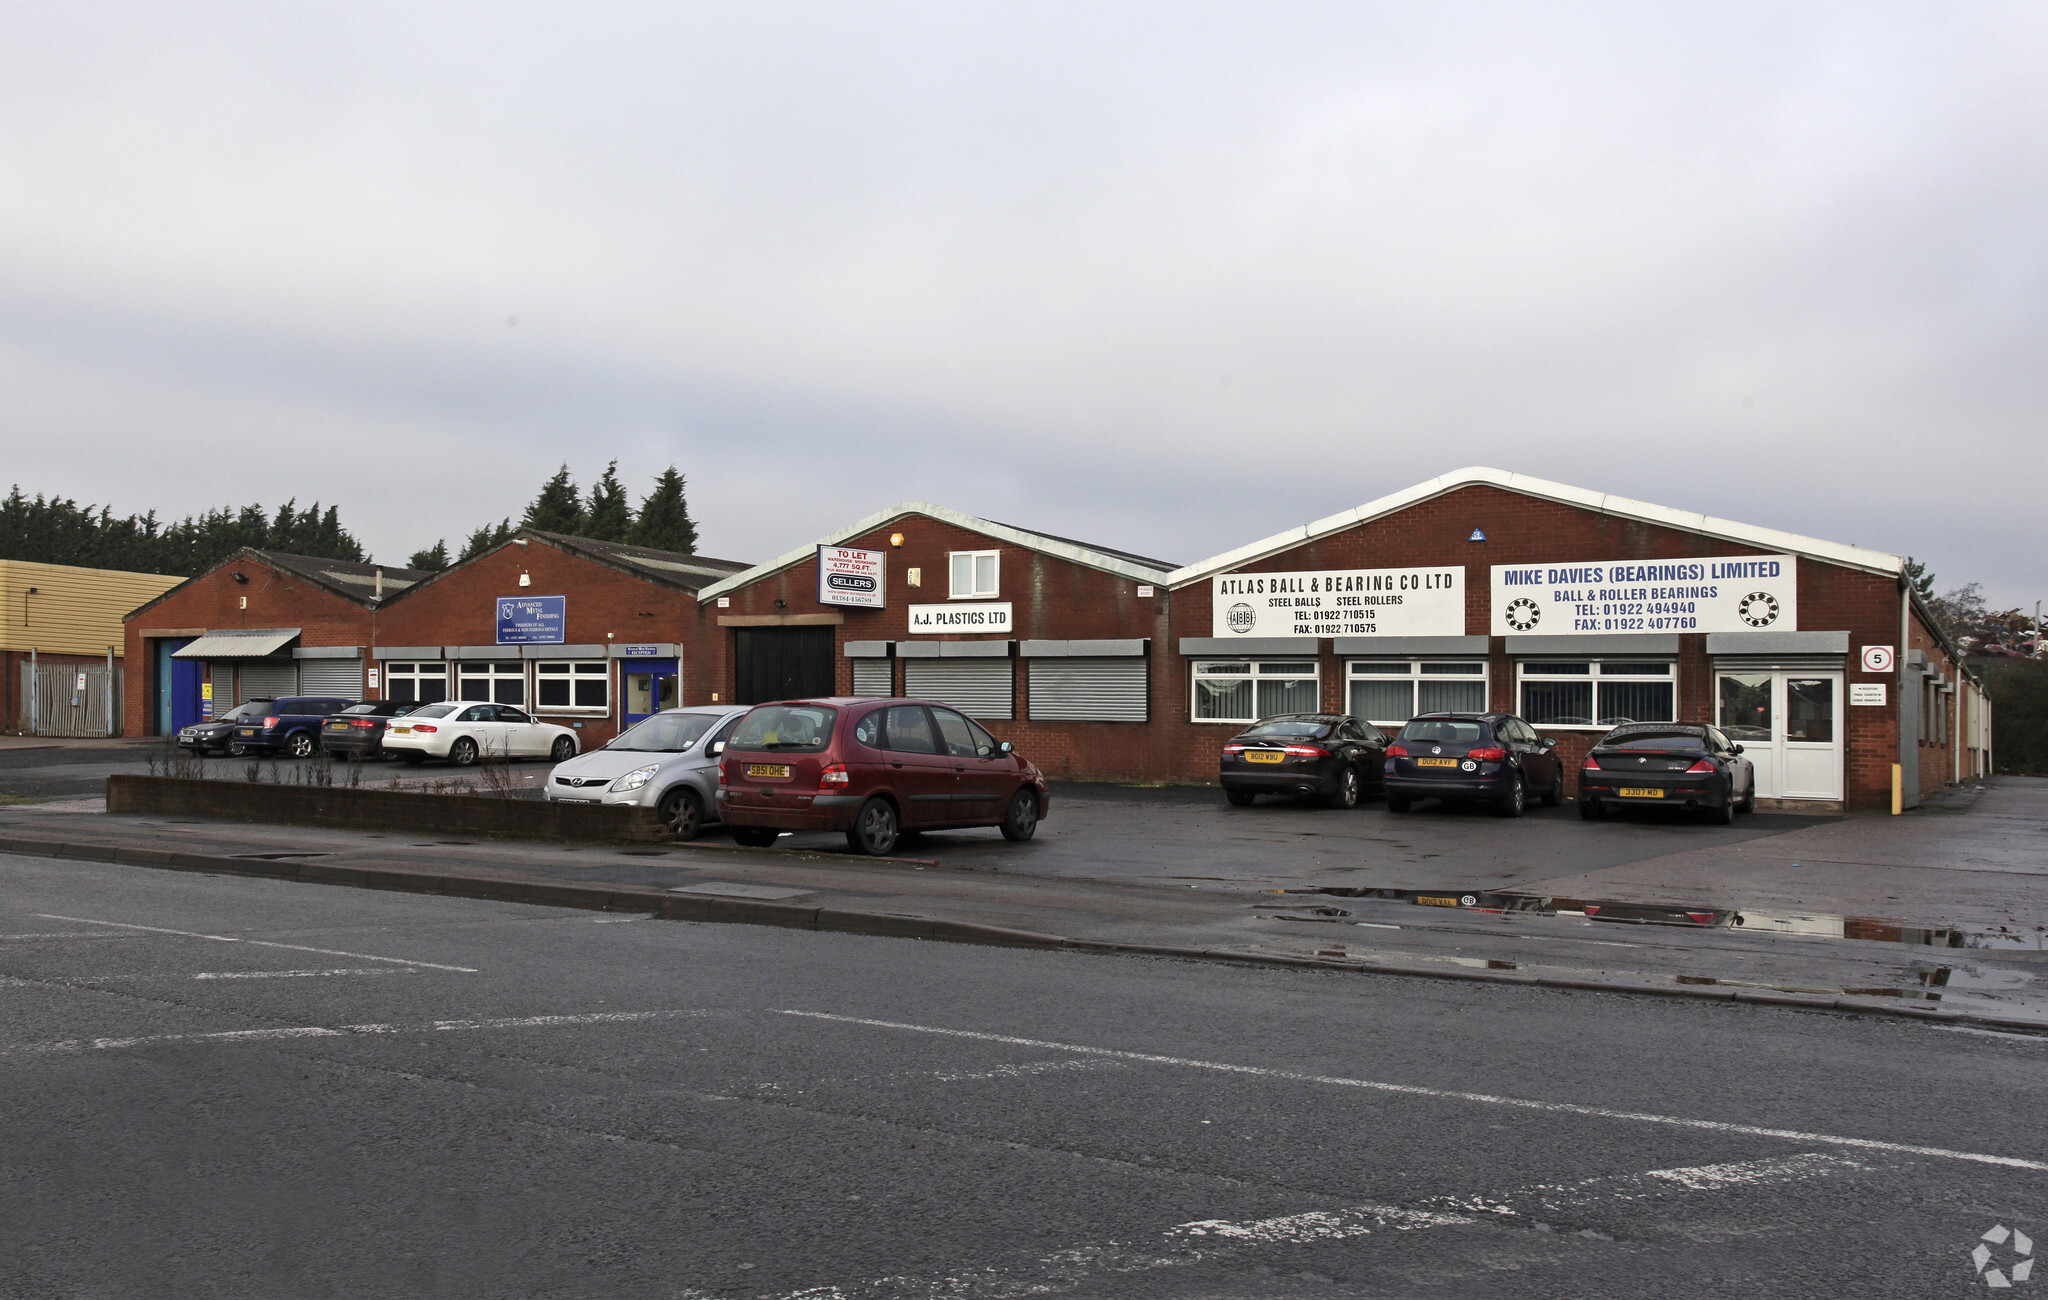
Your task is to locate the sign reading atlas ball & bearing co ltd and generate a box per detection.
[816,545,886,609]
[1211,567,1465,638]
[1489,555,1798,636]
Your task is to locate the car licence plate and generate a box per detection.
[1415,895,1462,907]
[390,726,410,734]
[746,763,791,779]
[1619,787,1663,798]
[1416,757,1458,768]
[1244,750,1284,764]
[239,729,256,736]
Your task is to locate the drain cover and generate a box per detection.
[668,882,816,901]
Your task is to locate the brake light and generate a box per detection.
[1385,744,1409,758]
[1686,758,1716,773]
[352,719,375,728]
[1582,754,1602,770]
[818,762,850,787]
[261,717,279,730]
[412,724,438,734]
[1468,746,1507,762]
[717,763,728,786]
[1281,745,1328,758]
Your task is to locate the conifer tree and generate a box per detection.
[407,539,451,571]
[628,467,698,554]
[458,518,514,563]
[522,465,584,535]
[583,461,632,542]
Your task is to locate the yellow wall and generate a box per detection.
[0,559,182,657]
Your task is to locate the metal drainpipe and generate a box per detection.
[28,646,36,736]
[105,643,114,737]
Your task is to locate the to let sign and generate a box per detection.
[496,595,566,644]
[818,546,886,609]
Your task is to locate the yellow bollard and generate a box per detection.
[1891,764,1902,815]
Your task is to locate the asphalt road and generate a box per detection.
[3,851,2043,1298]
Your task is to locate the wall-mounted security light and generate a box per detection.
[773,598,787,608]
[230,571,248,583]
[889,533,905,547]
[519,572,532,587]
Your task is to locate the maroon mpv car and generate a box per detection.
[717,697,1050,855]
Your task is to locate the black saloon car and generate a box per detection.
[1220,713,1390,808]
[176,700,274,755]
[1384,712,1564,817]
[226,696,355,758]
[1577,722,1755,824]
[320,700,423,760]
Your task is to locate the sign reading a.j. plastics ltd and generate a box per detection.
[1489,554,1797,636]
[817,545,886,609]
[1211,567,1465,639]
[908,602,1012,634]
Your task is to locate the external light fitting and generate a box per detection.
[230,571,248,584]
[773,598,787,608]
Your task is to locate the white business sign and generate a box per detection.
[817,545,886,609]
[908,602,1013,634]
[1851,683,1887,706]
[1211,567,1465,639]
[1490,554,1798,636]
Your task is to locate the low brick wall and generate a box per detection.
[106,775,668,844]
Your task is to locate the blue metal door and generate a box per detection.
[155,639,201,733]
[620,658,679,728]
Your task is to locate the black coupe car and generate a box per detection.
[1220,713,1390,809]
[1578,722,1755,824]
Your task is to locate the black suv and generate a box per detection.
[1384,712,1564,817]
[227,696,356,758]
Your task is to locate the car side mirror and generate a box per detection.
[709,741,725,756]
[998,740,1014,755]
[1732,743,1744,754]
[1541,737,1558,749]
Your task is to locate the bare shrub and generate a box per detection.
[343,758,363,789]
[243,760,263,783]
[475,741,518,799]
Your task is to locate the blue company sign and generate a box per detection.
[617,644,664,657]
[495,595,566,645]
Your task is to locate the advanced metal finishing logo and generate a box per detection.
[1974,1223,2034,1288]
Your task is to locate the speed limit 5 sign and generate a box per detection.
[1861,645,1896,673]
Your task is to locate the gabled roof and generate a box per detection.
[381,530,752,604]
[697,501,1178,600]
[124,549,430,622]
[1166,467,1905,587]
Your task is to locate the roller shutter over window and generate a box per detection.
[236,663,298,702]
[904,659,1013,720]
[1028,659,1147,722]
[297,659,364,698]
[851,659,894,697]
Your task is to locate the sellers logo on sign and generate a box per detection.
[817,546,886,610]
[1211,567,1465,639]
[1491,555,1797,637]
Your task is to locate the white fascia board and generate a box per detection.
[1166,467,1903,587]
[698,501,1174,601]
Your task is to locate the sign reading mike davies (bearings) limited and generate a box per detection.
[496,595,566,644]
[816,545,887,609]
[1489,555,1797,636]
[1211,567,1465,638]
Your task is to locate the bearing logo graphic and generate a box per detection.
[1504,598,1541,632]
[1974,1223,2033,1287]
[1738,592,1781,627]
[1225,602,1257,633]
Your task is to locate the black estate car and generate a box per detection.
[177,700,273,755]
[1578,722,1755,824]
[320,699,423,760]
[1384,712,1564,817]
[1220,713,1390,808]
[227,696,355,758]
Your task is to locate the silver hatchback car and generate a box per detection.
[544,705,750,839]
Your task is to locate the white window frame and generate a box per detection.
[948,550,1000,599]
[534,659,610,712]
[381,661,448,705]
[1189,658,1320,725]
[456,660,527,706]
[1344,659,1489,727]
[1516,659,1676,730]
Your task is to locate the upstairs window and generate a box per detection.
[949,550,1000,599]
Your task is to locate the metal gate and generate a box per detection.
[735,627,835,704]
[20,662,119,737]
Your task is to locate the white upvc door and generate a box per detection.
[1718,671,1842,801]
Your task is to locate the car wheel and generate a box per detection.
[1385,793,1411,813]
[1579,799,1605,820]
[1739,781,1757,813]
[659,788,704,841]
[400,751,424,766]
[999,789,1040,842]
[847,798,901,855]
[730,826,780,848]
[1494,773,1526,818]
[227,742,250,758]
[1541,767,1564,807]
[550,736,576,762]
[287,732,315,759]
[1225,788,1257,807]
[1326,766,1361,810]
[449,737,479,767]
[1713,787,1737,825]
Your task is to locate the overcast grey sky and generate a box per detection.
[3,3,2043,604]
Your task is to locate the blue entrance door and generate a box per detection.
[155,639,201,734]
[620,659,679,728]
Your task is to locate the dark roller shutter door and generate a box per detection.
[736,627,835,704]
[1028,658,1147,722]
[904,659,1013,720]
[851,659,893,697]
[298,658,364,697]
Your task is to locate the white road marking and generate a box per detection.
[926,1058,1125,1084]
[192,969,412,980]
[3,1008,709,1058]
[1175,1203,1475,1244]
[34,913,478,972]
[777,1010,2048,1173]
[1643,1151,1858,1191]
[0,931,146,942]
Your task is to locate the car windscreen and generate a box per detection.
[728,705,837,752]
[611,712,722,752]
[1602,732,1708,751]
[1401,719,1487,744]
[408,703,461,720]
[1239,720,1328,740]
[221,702,268,720]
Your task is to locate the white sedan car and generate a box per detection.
[382,701,579,766]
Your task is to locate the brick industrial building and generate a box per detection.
[124,468,1987,811]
